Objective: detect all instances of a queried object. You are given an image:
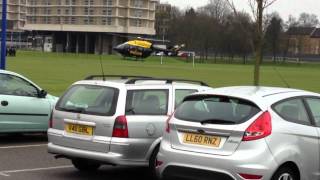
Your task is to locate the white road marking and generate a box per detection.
[0,144,47,149]
[0,165,73,177]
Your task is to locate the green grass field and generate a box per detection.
[5,51,320,96]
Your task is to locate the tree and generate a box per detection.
[298,13,319,27]
[265,14,283,62]
[226,0,278,86]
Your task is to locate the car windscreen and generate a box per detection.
[56,85,119,116]
[174,95,261,124]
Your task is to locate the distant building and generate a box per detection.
[287,27,320,56]
[155,3,171,38]
[0,0,159,54]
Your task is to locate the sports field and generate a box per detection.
[5,51,320,96]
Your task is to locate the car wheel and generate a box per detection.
[71,159,101,172]
[149,145,160,177]
[271,166,298,180]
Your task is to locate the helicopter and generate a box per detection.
[113,37,185,59]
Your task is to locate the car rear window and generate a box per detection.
[125,89,168,115]
[175,95,261,124]
[56,85,119,116]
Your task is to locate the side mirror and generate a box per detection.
[38,90,47,98]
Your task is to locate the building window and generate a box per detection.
[47,17,51,24]
[107,17,112,25]
[57,8,61,14]
[133,0,143,8]
[134,10,143,17]
[64,17,70,24]
[84,17,89,25]
[65,8,69,15]
[84,0,89,5]
[89,17,94,24]
[133,19,142,27]
[90,0,94,5]
[47,9,51,15]
[102,17,112,25]
[106,8,112,16]
[89,9,94,15]
[65,0,70,5]
[71,7,76,15]
[103,0,112,6]
[56,17,61,24]
[84,7,88,15]
[71,17,76,24]
[72,0,76,5]
[42,17,46,24]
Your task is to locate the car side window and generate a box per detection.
[0,74,38,97]
[273,98,311,126]
[126,89,168,115]
[175,89,197,108]
[305,98,320,127]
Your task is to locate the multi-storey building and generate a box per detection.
[0,0,158,53]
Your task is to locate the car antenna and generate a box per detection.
[99,34,106,81]
[272,65,290,88]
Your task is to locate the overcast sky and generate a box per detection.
[161,0,320,21]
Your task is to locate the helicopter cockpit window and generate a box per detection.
[117,43,129,50]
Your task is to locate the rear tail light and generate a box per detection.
[49,109,54,128]
[239,173,263,179]
[243,111,272,141]
[165,113,174,133]
[112,115,129,138]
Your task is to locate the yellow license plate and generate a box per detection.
[65,124,93,136]
[183,133,221,147]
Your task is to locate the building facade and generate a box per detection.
[287,27,320,56]
[0,0,158,53]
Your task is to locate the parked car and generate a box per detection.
[47,75,212,173]
[0,70,58,133]
[156,86,320,180]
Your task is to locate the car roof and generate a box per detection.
[190,86,319,110]
[74,79,209,88]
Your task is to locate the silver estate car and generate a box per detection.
[157,86,320,180]
[47,75,211,173]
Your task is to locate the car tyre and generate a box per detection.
[271,166,298,180]
[149,145,160,177]
[71,159,101,172]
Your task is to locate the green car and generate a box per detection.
[0,70,58,133]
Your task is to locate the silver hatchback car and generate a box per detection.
[157,86,320,180]
[47,75,211,173]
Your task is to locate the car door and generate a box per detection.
[304,96,320,179]
[124,85,172,160]
[272,97,319,180]
[0,73,51,132]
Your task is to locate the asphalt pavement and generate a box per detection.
[0,134,153,180]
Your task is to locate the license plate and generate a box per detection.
[183,133,221,147]
[65,123,93,136]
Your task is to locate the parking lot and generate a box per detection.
[0,134,153,180]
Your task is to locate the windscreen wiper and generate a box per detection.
[125,108,136,115]
[200,119,236,125]
[62,107,86,113]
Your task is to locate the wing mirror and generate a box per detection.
[38,90,47,98]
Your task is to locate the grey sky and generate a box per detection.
[162,0,320,21]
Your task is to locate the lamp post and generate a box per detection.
[0,0,7,70]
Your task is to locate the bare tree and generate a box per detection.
[225,0,278,85]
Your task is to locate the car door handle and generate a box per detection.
[1,101,8,106]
